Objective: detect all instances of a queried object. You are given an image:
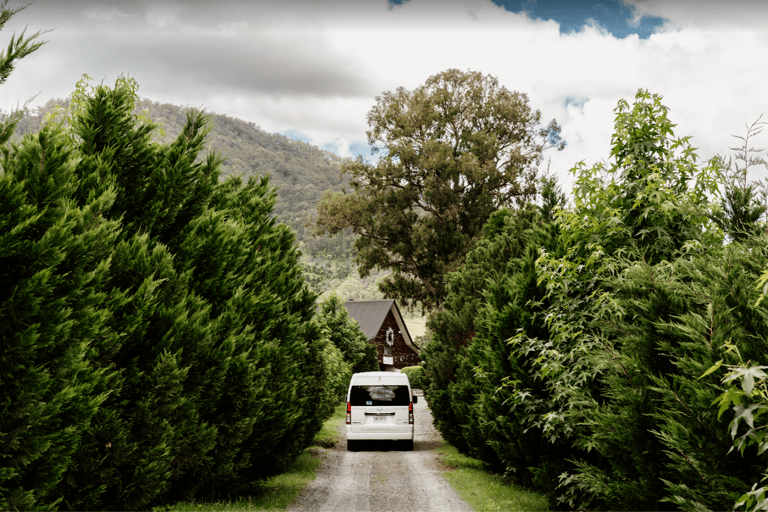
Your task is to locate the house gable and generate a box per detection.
[343,299,420,370]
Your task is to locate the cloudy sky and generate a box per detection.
[3,0,767,192]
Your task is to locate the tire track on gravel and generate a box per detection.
[288,400,473,512]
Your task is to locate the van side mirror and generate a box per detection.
[412,395,418,404]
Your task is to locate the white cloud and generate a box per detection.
[624,0,768,32]
[3,0,768,193]
[143,0,188,29]
[80,5,136,24]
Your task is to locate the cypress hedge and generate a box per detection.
[1,77,329,510]
[400,365,427,391]
[0,126,120,511]
[422,89,767,510]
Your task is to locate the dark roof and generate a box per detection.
[343,299,419,353]
[343,299,395,340]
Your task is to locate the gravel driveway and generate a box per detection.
[287,399,474,512]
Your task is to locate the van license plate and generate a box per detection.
[373,416,387,422]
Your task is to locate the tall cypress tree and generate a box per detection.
[54,78,222,511]
[0,125,120,510]
[461,222,575,494]
[422,179,563,464]
[53,77,326,506]
[185,175,324,492]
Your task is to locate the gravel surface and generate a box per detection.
[287,400,474,512]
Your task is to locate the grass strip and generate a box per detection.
[312,401,346,448]
[162,402,347,512]
[435,444,550,512]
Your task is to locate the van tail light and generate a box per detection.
[409,402,414,425]
[346,402,351,425]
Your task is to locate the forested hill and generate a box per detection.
[13,98,356,265]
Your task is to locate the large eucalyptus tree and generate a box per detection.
[315,69,563,312]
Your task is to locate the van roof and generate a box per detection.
[351,371,408,378]
[350,372,410,384]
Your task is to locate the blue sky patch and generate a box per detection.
[321,140,341,154]
[493,0,667,38]
[389,1,668,38]
[565,96,589,110]
[349,142,377,163]
[280,131,376,163]
[280,129,313,145]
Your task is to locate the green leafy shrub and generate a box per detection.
[567,244,766,511]
[401,365,427,390]
[532,89,726,510]
[315,294,378,374]
[709,257,768,512]
[317,340,353,420]
[421,186,563,468]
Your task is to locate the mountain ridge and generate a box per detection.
[12,97,356,261]
[11,97,367,294]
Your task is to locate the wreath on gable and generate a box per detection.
[385,327,394,346]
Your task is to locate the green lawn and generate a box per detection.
[435,444,550,512]
[312,401,347,448]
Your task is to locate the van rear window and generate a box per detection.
[349,385,410,406]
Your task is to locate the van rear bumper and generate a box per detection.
[346,425,414,441]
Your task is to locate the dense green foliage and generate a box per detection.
[713,319,768,510]
[0,8,80,510]
[422,177,568,490]
[0,124,119,511]
[1,74,332,510]
[315,339,352,422]
[400,365,427,391]
[315,294,378,375]
[423,89,768,511]
[312,294,378,419]
[568,243,766,510]
[315,69,563,312]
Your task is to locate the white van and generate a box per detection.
[345,371,417,451]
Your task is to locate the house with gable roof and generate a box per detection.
[343,299,421,371]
